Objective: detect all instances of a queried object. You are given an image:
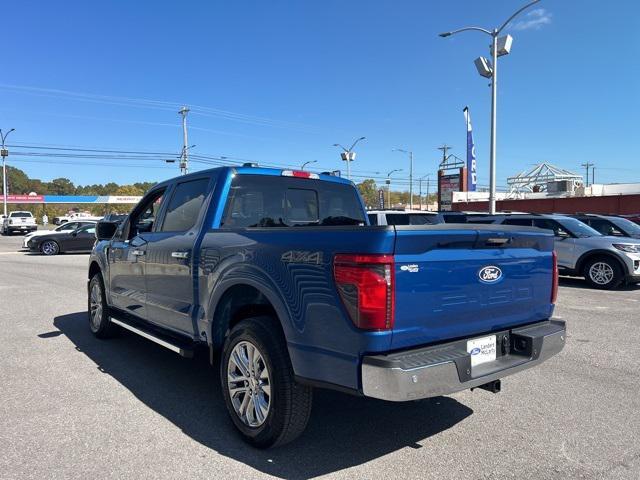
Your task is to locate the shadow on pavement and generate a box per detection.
[51,311,472,479]
[559,276,640,291]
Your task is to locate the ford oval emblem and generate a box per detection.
[470,347,481,355]
[478,265,503,284]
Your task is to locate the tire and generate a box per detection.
[220,316,313,449]
[88,273,117,338]
[40,240,60,256]
[583,256,623,290]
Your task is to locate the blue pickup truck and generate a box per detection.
[88,165,565,448]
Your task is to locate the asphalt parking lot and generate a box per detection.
[1,233,639,480]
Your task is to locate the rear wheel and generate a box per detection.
[583,256,623,290]
[88,273,117,338]
[220,316,313,448]
[40,240,60,256]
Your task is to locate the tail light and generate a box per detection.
[551,251,558,304]
[333,254,395,330]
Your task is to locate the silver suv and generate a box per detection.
[476,214,640,289]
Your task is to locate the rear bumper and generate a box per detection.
[361,319,566,402]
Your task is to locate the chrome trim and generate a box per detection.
[361,321,566,402]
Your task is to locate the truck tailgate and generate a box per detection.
[391,225,555,350]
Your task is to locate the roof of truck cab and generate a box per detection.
[153,165,353,188]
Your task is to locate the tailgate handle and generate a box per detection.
[485,237,510,246]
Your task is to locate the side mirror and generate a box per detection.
[555,230,570,239]
[71,231,78,237]
[96,221,119,241]
[136,221,153,234]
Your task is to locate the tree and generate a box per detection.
[357,179,379,208]
[48,177,75,195]
[115,185,144,196]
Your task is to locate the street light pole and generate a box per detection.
[301,160,317,171]
[439,0,540,214]
[333,136,365,181]
[386,168,402,209]
[179,106,190,175]
[392,148,414,209]
[1,128,16,218]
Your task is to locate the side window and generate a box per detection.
[126,189,166,239]
[367,214,378,225]
[533,219,568,237]
[60,222,78,231]
[160,178,210,232]
[590,219,622,236]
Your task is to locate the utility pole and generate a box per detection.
[581,162,594,186]
[386,169,402,209]
[438,144,452,167]
[392,148,414,209]
[179,106,190,175]
[419,174,430,211]
[1,128,16,218]
[592,166,596,185]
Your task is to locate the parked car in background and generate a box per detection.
[2,211,38,235]
[28,223,97,255]
[87,165,564,448]
[22,220,98,249]
[53,212,102,225]
[467,213,640,289]
[570,214,640,239]
[367,210,443,225]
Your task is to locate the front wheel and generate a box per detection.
[88,273,117,338]
[583,256,623,290]
[220,316,313,448]
[40,240,60,256]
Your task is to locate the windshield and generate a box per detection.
[556,218,601,237]
[610,217,640,235]
[9,212,33,218]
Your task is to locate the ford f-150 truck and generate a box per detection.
[88,165,565,448]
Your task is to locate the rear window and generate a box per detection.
[503,218,533,226]
[222,175,366,228]
[9,212,33,218]
[385,213,437,226]
[367,213,378,225]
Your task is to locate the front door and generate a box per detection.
[144,176,212,335]
[108,188,166,319]
[533,219,576,269]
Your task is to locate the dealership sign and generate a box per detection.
[0,195,142,204]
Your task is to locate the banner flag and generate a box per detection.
[463,106,477,191]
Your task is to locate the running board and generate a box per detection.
[109,317,194,358]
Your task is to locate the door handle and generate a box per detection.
[132,249,145,256]
[171,251,190,259]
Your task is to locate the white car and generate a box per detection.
[21,220,98,248]
[53,212,103,225]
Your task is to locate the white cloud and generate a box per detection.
[510,8,552,31]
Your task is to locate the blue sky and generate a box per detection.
[1,0,639,190]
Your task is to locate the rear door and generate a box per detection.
[143,175,213,335]
[392,225,555,349]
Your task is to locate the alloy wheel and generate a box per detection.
[89,281,103,331]
[588,261,614,285]
[227,340,271,428]
[41,241,59,256]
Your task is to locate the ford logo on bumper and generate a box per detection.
[479,266,503,284]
